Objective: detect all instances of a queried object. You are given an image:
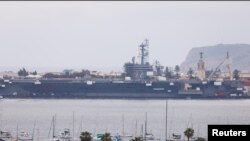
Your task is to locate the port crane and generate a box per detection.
[207,52,232,80]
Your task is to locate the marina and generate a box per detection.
[1,99,250,141]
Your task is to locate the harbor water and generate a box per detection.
[1,99,250,140]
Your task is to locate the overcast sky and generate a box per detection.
[0,1,250,72]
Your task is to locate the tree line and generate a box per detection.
[79,127,206,141]
[17,68,37,76]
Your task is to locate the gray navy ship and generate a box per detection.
[0,39,247,99]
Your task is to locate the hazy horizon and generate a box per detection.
[1,1,250,72]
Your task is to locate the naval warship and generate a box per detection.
[0,39,246,99]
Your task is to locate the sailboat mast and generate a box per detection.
[122,114,125,138]
[17,124,19,141]
[135,119,138,137]
[32,121,36,141]
[37,128,40,141]
[145,112,147,141]
[52,116,55,138]
[73,112,75,141]
[141,124,143,140]
[165,100,168,141]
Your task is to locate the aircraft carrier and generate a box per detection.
[0,39,247,99]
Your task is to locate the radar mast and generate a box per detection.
[139,39,149,65]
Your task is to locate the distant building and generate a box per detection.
[240,71,250,80]
[0,71,18,79]
[240,71,250,96]
[197,52,206,80]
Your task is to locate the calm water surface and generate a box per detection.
[1,99,250,140]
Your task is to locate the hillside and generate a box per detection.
[180,44,250,72]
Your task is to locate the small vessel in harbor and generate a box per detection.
[111,134,123,141]
[56,129,73,141]
[144,113,160,141]
[49,115,73,141]
[145,133,155,141]
[0,131,12,141]
[93,133,103,141]
[18,131,33,141]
